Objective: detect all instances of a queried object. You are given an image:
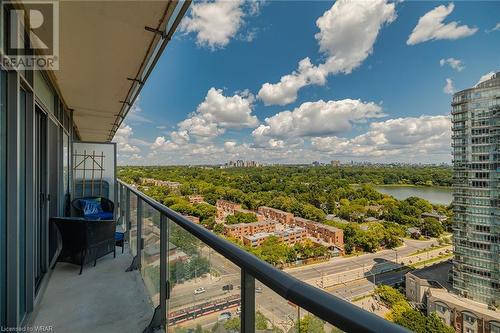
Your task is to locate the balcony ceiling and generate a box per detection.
[50,0,176,142]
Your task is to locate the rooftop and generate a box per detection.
[259,206,293,215]
[244,232,272,241]
[295,216,342,232]
[275,226,306,236]
[225,219,276,229]
[408,261,453,291]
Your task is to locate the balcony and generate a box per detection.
[30,178,409,333]
[32,248,153,333]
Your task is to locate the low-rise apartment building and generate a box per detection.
[225,220,277,241]
[275,227,307,246]
[216,199,242,219]
[216,199,264,221]
[427,289,499,333]
[258,206,295,225]
[293,217,344,249]
[243,227,307,247]
[243,232,272,247]
[405,262,500,333]
[140,177,181,189]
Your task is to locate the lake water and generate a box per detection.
[373,186,453,205]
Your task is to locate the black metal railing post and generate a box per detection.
[136,197,143,270]
[120,184,125,226]
[160,214,168,328]
[241,269,255,332]
[125,189,130,230]
[126,191,140,272]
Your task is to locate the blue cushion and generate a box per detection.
[84,211,113,220]
[80,198,103,217]
[115,232,124,241]
[97,211,113,220]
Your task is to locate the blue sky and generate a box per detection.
[114,0,500,165]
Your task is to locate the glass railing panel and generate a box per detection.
[129,192,138,257]
[254,279,345,333]
[297,307,344,333]
[254,280,298,333]
[117,184,126,232]
[141,202,161,307]
[167,220,241,332]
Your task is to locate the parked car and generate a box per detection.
[236,306,241,315]
[255,287,263,293]
[218,312,232,321]
[194,287,206,295]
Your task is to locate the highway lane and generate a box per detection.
[285,239,439,281]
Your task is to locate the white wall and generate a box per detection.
[72,142,116,204]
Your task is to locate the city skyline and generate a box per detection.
[114,0,500,166]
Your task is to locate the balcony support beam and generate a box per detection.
[241,270,255,333]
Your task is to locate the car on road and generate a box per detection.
[193,287,206,295]
[236,306,241,315]
[218,312,232,321]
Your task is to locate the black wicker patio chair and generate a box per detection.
[51,217,117,274]
[72,196,125,253]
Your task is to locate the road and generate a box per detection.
[285,238,438,281]
[168,238,448,331]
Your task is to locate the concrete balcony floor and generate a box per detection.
[32,248,154,333]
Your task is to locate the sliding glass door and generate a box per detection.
[34,106,48,290]
[47,119,60,263]
[19,89,27,320]
[0,69,7,327]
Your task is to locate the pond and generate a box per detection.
[373,185,453,205]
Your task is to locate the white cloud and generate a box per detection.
[475,71,495,86]
[151,87,258,149]
[180,0,262,50]
[113,123,141,154]
[145,115,451,165]
[314,0,396,70]
[407,3,477,45]
[443,78,455,94]
[311,115,451,159]
[486,22,500,33]
[257,58,327,106]
[257,0,396,106]
[252,99,384,147]
[439,57,464,71]
[178,115,225,140]
[196,87,258,128]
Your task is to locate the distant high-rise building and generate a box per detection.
[331,160,340,167]
[225,159,260,168]
[451,71,499,306]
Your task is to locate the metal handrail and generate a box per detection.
[118,179,410,333]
